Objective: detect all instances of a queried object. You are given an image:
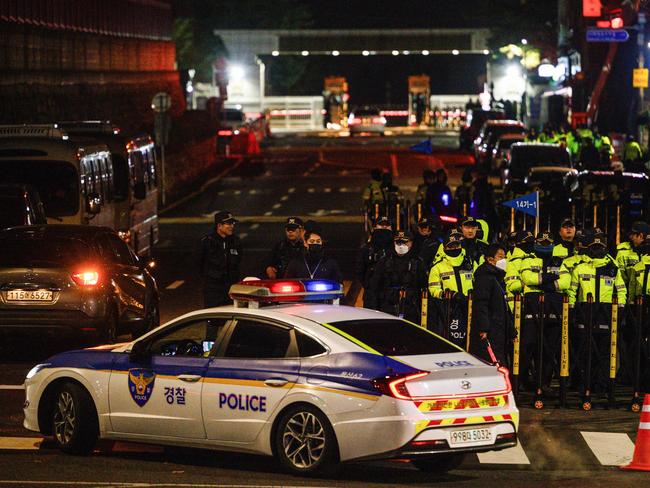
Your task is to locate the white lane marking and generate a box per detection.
[476,441,530,464]
[0,385,24,390]
[280,195,289,201]
[339,187,349,192]
[288,187,295,193]
[250,223,260,230]
[307,188,315,193]
[217,191,225,196]
[233,190,241,195]
[580,431,634,466]
[272,203,282,209]
[248,189,258,195]
[239,233,248,240]
[165,280,184,290]
[264,211,273,216]
[0,437,43,450]
[323,188,331,193]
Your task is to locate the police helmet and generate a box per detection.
[444,230,463,248]
[514,230,534,245]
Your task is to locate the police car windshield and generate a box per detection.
[331,319,459,356]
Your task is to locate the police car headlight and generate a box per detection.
[26,363,50,380]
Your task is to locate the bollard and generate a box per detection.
[608,296,618,408]
[559,296,570,408]
[512,294,522,398]
[632,297,644,413]
[420,290,428,328]
[417,202,422,223]
[534,293,545,410]
[466,292,473,351]
[583,293,594,411]
[374,203,380,222]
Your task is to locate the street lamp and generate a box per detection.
[332,50,340,56]
[422,50,430,55]
[301,50,309,56]
[229,64,245,81]
[452,49,460,55]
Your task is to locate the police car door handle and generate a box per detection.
[264,378,289,387]
[177,374,202,382]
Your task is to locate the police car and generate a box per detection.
[23,279,518,476]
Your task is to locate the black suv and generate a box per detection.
[0,225,159,344]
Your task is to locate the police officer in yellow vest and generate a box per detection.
[623,134,643,170]
[505,230,536,311]
[567,231,626,395]
[362,168,386,208]
[616,221,649,288]
[519,232,571,392]
[429,231,476,348]
[554,218,577,258]
[626,235,650,390]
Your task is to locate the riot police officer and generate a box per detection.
[505,230,535,311]
[265,217,304,279]
[554,218,576,258]
[199,211,242,307]
[428,231,476,347]
[568,232,626,397]
[368,230,427,323]
[459,216,487,265]
[616,221,649,288]
[519,232,570,394]
[356,217,393,308]
[627,235,650,391]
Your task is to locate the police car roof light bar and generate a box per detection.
[229,279,343,307]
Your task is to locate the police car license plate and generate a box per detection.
[6,290,53,302]
[449,427,493,446]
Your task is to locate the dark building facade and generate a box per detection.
[0,0,184,132]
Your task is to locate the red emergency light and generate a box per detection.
[596,19,611,28]
[610,16,624,29]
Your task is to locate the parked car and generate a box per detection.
[474,120,526,167]
[501,143,571,190]
[348,106,386,136]
[0,183,47,229]
[459,109,505,150]
[0,225,159,344]
[490,133,525,173]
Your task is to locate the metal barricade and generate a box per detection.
[534,293,545,410]
[420,289,428,328]
[608,296,618,408]
[559,296,570,408]
[512,293,522,398]
[631,296,645,412]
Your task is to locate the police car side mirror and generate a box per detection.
[129,340,151,363]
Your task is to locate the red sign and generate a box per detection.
[582,0,601,17]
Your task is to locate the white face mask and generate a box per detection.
[496,258,507,271]
[395,244,409,256]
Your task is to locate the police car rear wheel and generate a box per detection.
[275,405,338,476]
[52,383,98,455]
[411,453,466,473]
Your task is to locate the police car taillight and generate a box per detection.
[229,279,343,307]
[371,371,429,400]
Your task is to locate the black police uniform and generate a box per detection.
[368,233,427,323]
[265,218,305,278]
[284,249,342,282]
[356,228,392,308]
[199,212,242,307]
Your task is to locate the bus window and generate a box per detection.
[112,154,129,201]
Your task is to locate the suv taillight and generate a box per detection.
[371,371,428,399]
[72,270,100,286]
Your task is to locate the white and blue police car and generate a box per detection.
[23,279,518,476]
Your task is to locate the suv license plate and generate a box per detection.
[6,290,53,302]
[449,427,493,446]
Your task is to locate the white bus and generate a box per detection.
[59,121,159,255]
[0,125,115,228]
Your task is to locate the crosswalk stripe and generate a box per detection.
[580,431,634,466]
[165,280,184,290]
[476,441,530,464]
[0,437,43,450]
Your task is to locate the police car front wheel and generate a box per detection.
[274,404,339,476]
[52,382,98,455]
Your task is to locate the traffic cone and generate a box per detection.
[621,394,650,471]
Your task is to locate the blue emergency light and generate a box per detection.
[229,279,343,307]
